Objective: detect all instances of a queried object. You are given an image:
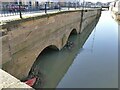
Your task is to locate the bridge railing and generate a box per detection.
[0,2,100,18]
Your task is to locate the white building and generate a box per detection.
[0,0,15,5]
[110,0,120,13]
[110,0,120,20]
[114,0,120,13]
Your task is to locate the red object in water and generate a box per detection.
[24,77,36,87]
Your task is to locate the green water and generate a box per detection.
[31,11,118,88]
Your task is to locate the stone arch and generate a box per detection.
[28,45,59,77]
[70,29,78,34]
[62,28,78,47]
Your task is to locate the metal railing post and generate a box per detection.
[19,4,22,19]
[45,3,47,14]
[68,2,70,10]
[75,3,76,9]
[59,2,61,11]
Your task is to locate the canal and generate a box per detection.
[30,11,118,88]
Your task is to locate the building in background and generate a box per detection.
[0,0,15,5]
[110,0,120,20]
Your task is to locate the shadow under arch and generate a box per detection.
[30,45,59,68]
[70,28,78,34]
[63,28,78,47]
[27,45,59,85]
[35,45,59,59]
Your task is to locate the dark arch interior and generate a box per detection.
[29,45,59,73]
[23,45,59,88]
[37,45,59,56]
[67,29,77,42]
[63,29,77,49]
[70,29,77,34]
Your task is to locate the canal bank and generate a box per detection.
[57,11,118,88]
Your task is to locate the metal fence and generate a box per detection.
[0,4,41,17]
[0,2,98,18]
[0,2,82,17]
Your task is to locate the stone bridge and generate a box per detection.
[1,9,101,80]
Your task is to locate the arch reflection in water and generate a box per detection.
[29,17,100,88]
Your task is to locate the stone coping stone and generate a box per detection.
[0,69,34,89]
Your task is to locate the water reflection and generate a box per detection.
[30,16,100,88]
[118,17,120,88]
[57,11,118,88]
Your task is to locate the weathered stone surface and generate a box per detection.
[0,69,34,89]
[1,9,101,80]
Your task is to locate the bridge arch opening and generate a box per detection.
[68,28,78,40]
[64,28,77,47]
[62,28,78,50]
[26,29,77,88]
[27,45,59,88]
[70,28,78,34]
